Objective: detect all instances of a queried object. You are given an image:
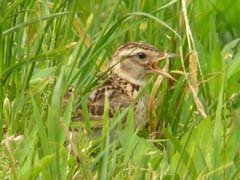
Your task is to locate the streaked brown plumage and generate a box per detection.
[71,42,176,130]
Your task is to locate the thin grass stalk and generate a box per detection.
[0,24,3,141]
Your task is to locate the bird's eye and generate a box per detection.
[137,52,146,59]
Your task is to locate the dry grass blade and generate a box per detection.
[73,17,91,47]
[181,0,207,118]
[148,59,170,134]
[60,119,81,165]
[4,137,18,179]
[180,48,207,118]
[189,52,198,93]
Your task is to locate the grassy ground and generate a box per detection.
[1,0,240,179]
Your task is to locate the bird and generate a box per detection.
[70,42,176,131]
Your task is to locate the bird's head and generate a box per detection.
[110,42,177,86]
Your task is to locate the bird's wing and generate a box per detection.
[87,77,132,120]
[64,72,141,130]
[67,74,138,128]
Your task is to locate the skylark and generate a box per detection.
[71,42,176,131]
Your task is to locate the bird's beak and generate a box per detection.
[147,52,177,81]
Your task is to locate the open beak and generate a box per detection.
[147,52,178,81]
